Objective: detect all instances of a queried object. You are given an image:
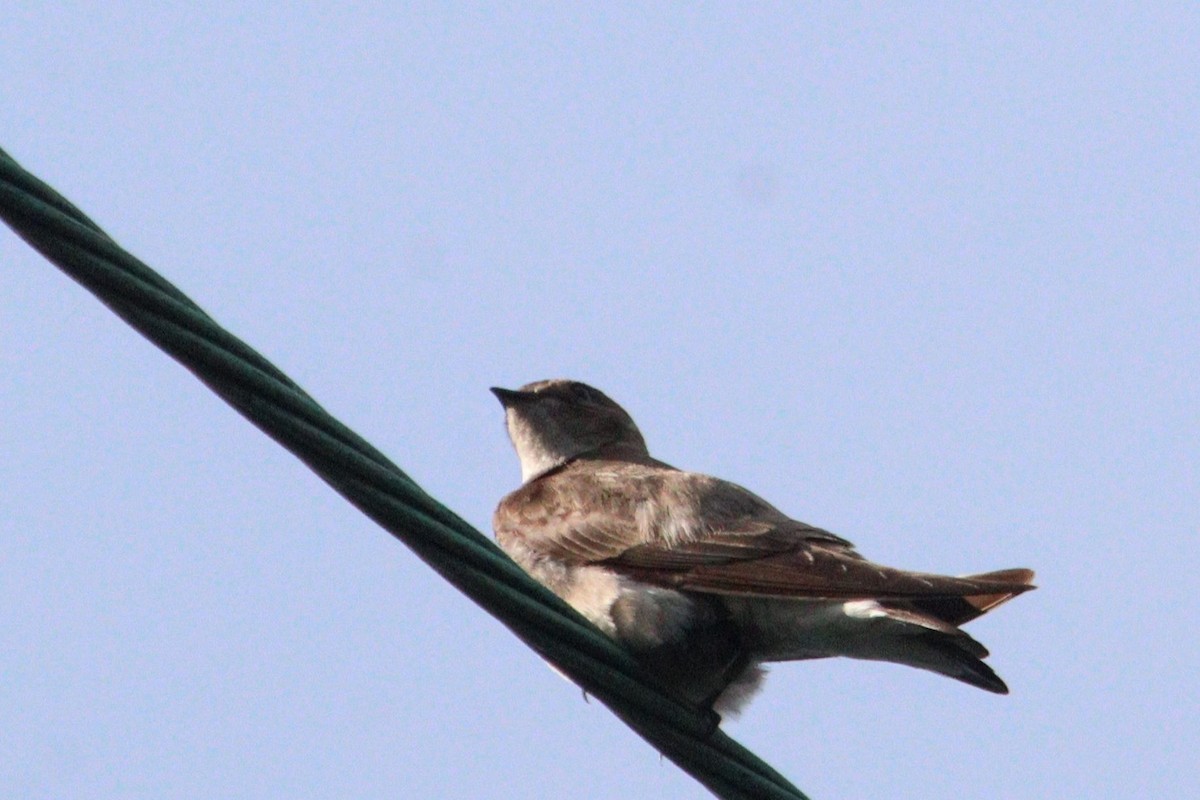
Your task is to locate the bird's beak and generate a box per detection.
[490,386,537,407]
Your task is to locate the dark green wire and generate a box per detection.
[1,144,810,800]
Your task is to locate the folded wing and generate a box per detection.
[495,459,1035,606]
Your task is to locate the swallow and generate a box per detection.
[492,379,1034,715]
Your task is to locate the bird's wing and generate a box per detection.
[494,459,841,562]
[616,543,1035,601]
[495,460,1034,601]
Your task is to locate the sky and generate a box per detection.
[3,4,1197,799]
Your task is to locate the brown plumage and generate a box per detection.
[492,379,1035,715]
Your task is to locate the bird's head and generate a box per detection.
[491,379,649,482]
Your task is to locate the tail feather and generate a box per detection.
[746,568,1035,694]
[853,604,1010,694]
[919,634,1009,694]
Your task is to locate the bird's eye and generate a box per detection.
[569,383,596,402]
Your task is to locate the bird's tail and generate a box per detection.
[746,569,1034,693]
[852,604,1012,693]
[863,568,1034,693]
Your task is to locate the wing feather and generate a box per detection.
[494,459,1034,602]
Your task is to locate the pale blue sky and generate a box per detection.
[3,4,1197,798]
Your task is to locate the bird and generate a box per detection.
[491,379,1035,717]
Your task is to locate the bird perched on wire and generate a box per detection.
[491,379,1034,717]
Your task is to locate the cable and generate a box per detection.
[1,144,810,800]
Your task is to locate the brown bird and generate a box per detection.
[491,379,1035,716]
